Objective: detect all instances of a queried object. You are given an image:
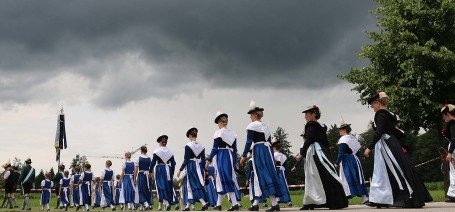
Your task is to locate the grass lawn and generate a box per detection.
[0,189,446,211]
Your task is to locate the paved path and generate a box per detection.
[280,202,455,211]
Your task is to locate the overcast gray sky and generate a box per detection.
[0,0,378,174]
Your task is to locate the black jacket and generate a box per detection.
[300,121,329,157]
[369,109,406,150]
[443,119,455,154]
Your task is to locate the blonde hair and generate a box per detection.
[124,152,132,159]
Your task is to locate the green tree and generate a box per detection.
[340,0,455,133]
[12,157,23,171]
[69,154,89,173]
[35,169,45,188]
[273,127,292,157]
[412,129,444,182]
[326,124,340,162]
[49,167,55,180]
[357,127,375,181]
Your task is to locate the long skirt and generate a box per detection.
[72,187,80,206]
[251,142,282,198]
[41,189,51,205]
[137,171,152,205]
[79,183,91,205]
[276,168,291,203]
[339,154,368,197]
[94,190,101,207]
[101,182,114,206]
[119,174,135,203]
[182,179,194,205]
[60,187,70,206]
[205,177,217,206]
[186,161,207,202]
[213,149,238,194]
[155,164,176,204]
[303,142,348,209]
[248,171,266,203]
[369,134,432,208]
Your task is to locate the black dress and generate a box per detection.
[301,121,348,209]
[368,109,432,208]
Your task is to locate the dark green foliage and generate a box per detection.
[274,127,293,157]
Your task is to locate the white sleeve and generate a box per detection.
[51,182,54,187]
[80,172,85,182]
[70,175,74,182]
[100,170,105,180]
[122,162,126,169]
[59,179,63,185]
[135,157,140,166]
[3,171,10,180]
[41,180,45,187]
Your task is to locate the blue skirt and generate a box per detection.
[214,149,237,194]
[80,183,91,205]
[102,182,114,206]
[182,179,194,205]
[205,178,217,206]
[341,155,368,197]
[155,165,174,204]
[114,189,120,205]
[72,187,80,206]
[121,175,135,203]
[249,172,266,203]
[276,168,291,203]
[41,190,51,205]
[252,143,282,198]
[186,161,207,201]
[60,188,70,205]
[137,172,152,205]
[95,190,101,206]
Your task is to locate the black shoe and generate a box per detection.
[214,205,222,211]
[166,206,171,211]
[227,204,239,211]
[248,205,259,211]
[76,206,80,211]
[287,202,292,207]
[201,203,209,211]
[174,205,180,210]
[266,204,280,211]
[183,207,190,211]
[263,203,268,207]
[299,205,314,210]
[112,207,116,211]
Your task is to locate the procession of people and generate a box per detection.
[1,94,455,211]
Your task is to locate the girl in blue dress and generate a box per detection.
[79,163,93,211]
[271,141,292,206]
[71,167,81,209]
[40,172,53,211]
[135,146,153,210]
[100,160,115,210]
[93,177,101,208]
[177,128,209,211]
[119,152,136,210]
[151,134,177,211]
[240,101,282,211]
[114,174,121,206]
[204,164,217,207]
[207,111,240,211]
[335,120,368,203]
[59,171,71,210]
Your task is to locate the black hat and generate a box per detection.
[157,134,168,143]
[302,105,320,114]
[214,111,228,124]
[25,158,32,164]
[367,91,388,105]
[335,117,351,130]
[58,164,65,170]
[186,127,198,138]
[247,100,264,114]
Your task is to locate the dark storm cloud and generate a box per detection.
[0,0,377,107]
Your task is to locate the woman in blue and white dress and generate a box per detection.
[119,152,136,210]
[100,160,115,210]
[335,120,368,203]
[239,101,282,212]
[271,141,291,206]
[59,171,71,210]
[151,134,177,211]
[41,173,53,211]
[79,164,93,211]
[134,146,153,210]
[177,128,209,211]
[207,111,240,211]
[205,164,217,207]
[70,167,81,209]
[246,152,266,207]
